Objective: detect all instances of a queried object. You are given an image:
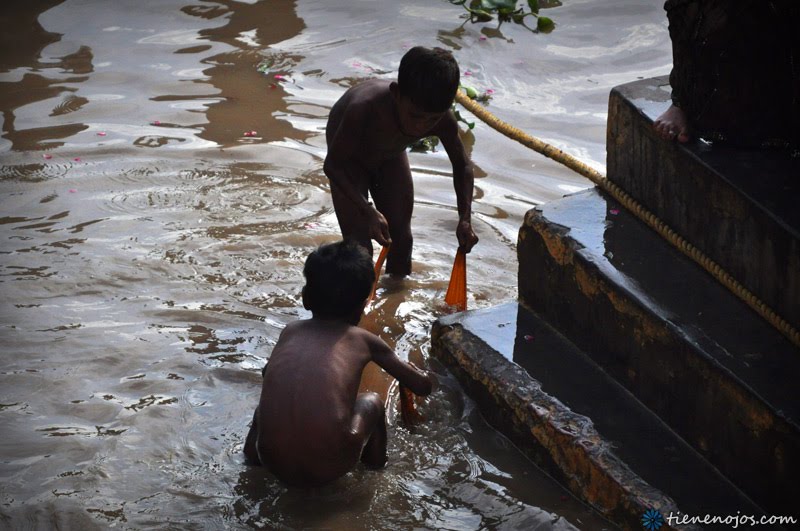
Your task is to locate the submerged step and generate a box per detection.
[517,187,800,516]
[607,76,800,329]
[432,303,761,531]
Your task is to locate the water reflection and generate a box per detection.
[0,2,95,152]
[182,0,308,146]
[0,1,64,72]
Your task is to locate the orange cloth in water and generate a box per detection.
[370,245,389,302]
[399,385,424,426]
[444,248,467,311]
[368,245,424,426]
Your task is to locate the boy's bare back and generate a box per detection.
[249,317,431,487]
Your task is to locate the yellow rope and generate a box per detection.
[455,91,800,348]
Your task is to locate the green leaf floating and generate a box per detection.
[537,16,554,32]
[461,85,479,99]
[447,0,556,32]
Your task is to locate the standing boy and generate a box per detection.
[324,46,479,276]
[244,240,433,487]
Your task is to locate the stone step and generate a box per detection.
[607,76,800,330]
[517,186,800,516]
[432,302,761,531]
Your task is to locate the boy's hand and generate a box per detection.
[456,220,478,252]
[368,207,392,246]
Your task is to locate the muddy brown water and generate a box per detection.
[0,1,671,529]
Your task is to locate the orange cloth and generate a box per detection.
[444,248,467,311]
[399,384,424,426]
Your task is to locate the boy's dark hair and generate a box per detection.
[303,240,375,319]
[397,46,460,112]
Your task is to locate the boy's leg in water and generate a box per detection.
[349,392,387,469]
[329,164,373,256]
[243,364,268,465]
[243,408,261,465]
[371,152,413,276]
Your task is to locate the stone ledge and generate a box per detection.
[517,187,799,515]
[432,303,701,531]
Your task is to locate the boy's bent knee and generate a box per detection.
[353,392,387,469]
[350,392,385,436]
[355,392,384,415]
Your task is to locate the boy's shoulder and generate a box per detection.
[345,78,392,105]
[354,77,391,92]
[289,319,381,358]
[283,318,367,339]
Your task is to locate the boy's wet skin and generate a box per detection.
[327,79,437,166]
[244,241,433,488]
[245,318,431,487]
[324,47,479,276]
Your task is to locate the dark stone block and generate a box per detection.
[606,76,800,330]
[517,188,800,515]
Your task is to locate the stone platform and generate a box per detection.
[431,77,799,529]
[516,187,799,517]
[607,76,800,330]
[433,303,761,530]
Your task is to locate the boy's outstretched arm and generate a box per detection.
[368,334,433,396]
[438,113,479,252]
[323,103,391,246]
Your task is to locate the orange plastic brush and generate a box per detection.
[369,244,390,302]
[444,247,467,311]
